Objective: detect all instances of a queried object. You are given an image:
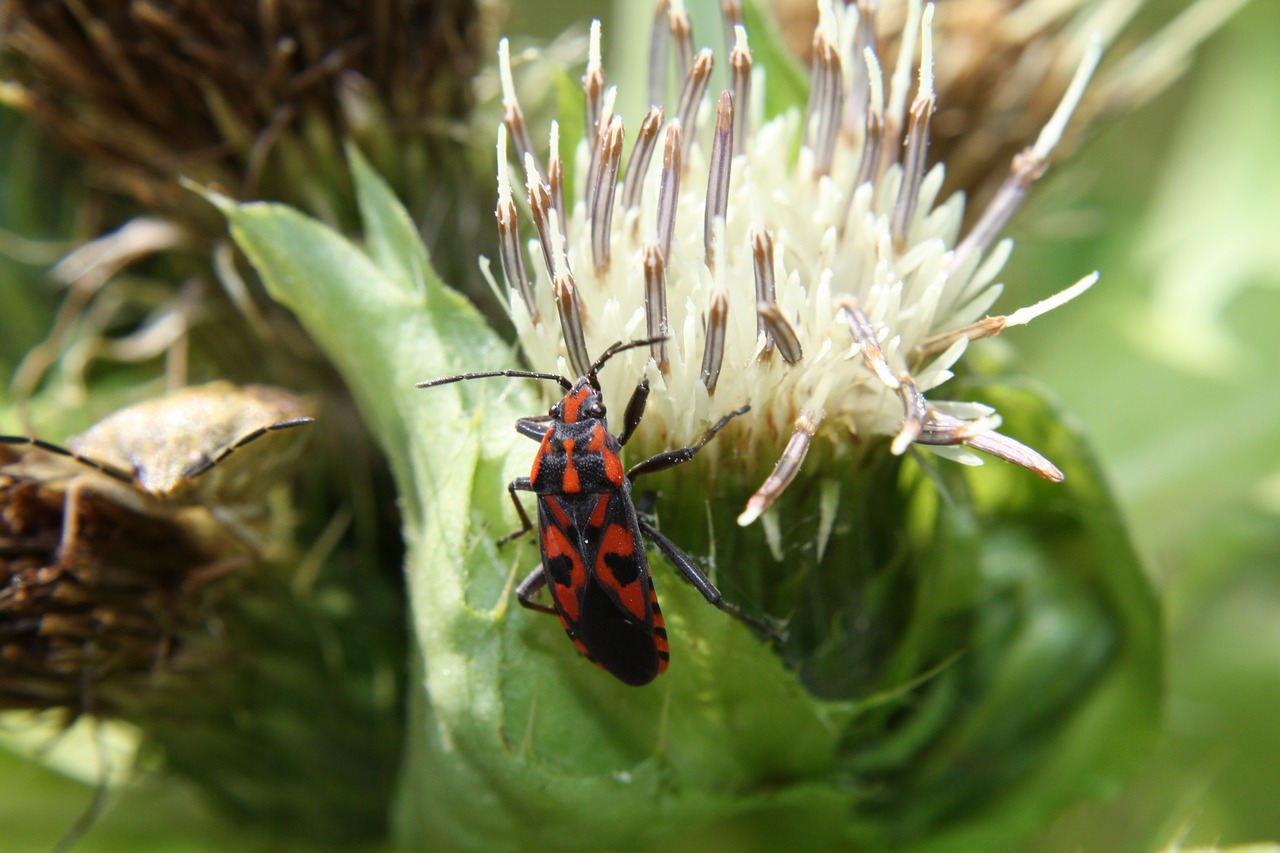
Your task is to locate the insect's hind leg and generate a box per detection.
[514,564,557,615]
[497,477,536,546]
[639,518,783,643]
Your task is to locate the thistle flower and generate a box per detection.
[490,2,1097,536]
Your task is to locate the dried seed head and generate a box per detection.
[1,0,481,218]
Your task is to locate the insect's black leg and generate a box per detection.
[497,477,536,546]
[516,416,551,442]
[514,564,558,615]
[639,518,782,642]
[626,404,749,481]
[616,379,650,447]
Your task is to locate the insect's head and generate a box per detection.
[552,380,606,425]
[550,336,667,424]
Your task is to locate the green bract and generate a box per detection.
[215,147,1159,851]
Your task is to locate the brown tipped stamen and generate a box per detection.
[525,155,557,283]
[947,148,1044,277]
[656,122,683,262]
[756,302,803,364]
[497,199,537,322]
[738,414,821,526]
[847,1,877,129]
[496,129,538,322]
[750,227,776,352]
[591,117,625,275]
[499,39,540,179]
[882,0,924,175]
[837,299,900,390]
[841,47,886,238]
[642,243,670,371]
[669,4,695,88]
[585,87,617,217]
[554,273,592,379]
[494,126,535,322]
[704,92,734,270]
[917,413,1064,482]
[548,123,567,239]
[675,49,714,143]
[948,35,1102,278]
[623,106,664,214]
[583,20,605,154]
[730,25,753,156]
[700,289,729,394]
[648,0,672,108]
[891,6,935,253]
[808,31,844,178]
[721,0,743,58]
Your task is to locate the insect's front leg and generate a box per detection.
[627,404,749,481]
[639,518,783,644]
[616,379,650,447]
[497,477,536,546]
[514,564,558,615]
[516,417,551,442]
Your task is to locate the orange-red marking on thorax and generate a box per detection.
[561,438,580,492]
[589,424,625,485]
[530,428,554,483]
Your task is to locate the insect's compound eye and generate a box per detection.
[549,403,561,418]
[585,401,606,419]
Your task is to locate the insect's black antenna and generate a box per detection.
[416,369,573,391]
[587,337,668,386]
[184,417,316,481]
[0,436,135,484]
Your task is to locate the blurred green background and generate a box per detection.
[2,0,1277,850]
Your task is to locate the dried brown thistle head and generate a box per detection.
[0,0,482,220]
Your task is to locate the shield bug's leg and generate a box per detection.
[514,564,558,615]
[638,518,782,642]
[626,404,749,481]
[57,476,87,556]
[616,379,650,447]
[497,477,536,546]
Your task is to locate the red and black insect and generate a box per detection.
[418,339,771,686]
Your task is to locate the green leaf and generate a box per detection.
[348,143,433,299]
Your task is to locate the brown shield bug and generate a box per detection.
[2,381,315,550]
[1,382,314,714]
